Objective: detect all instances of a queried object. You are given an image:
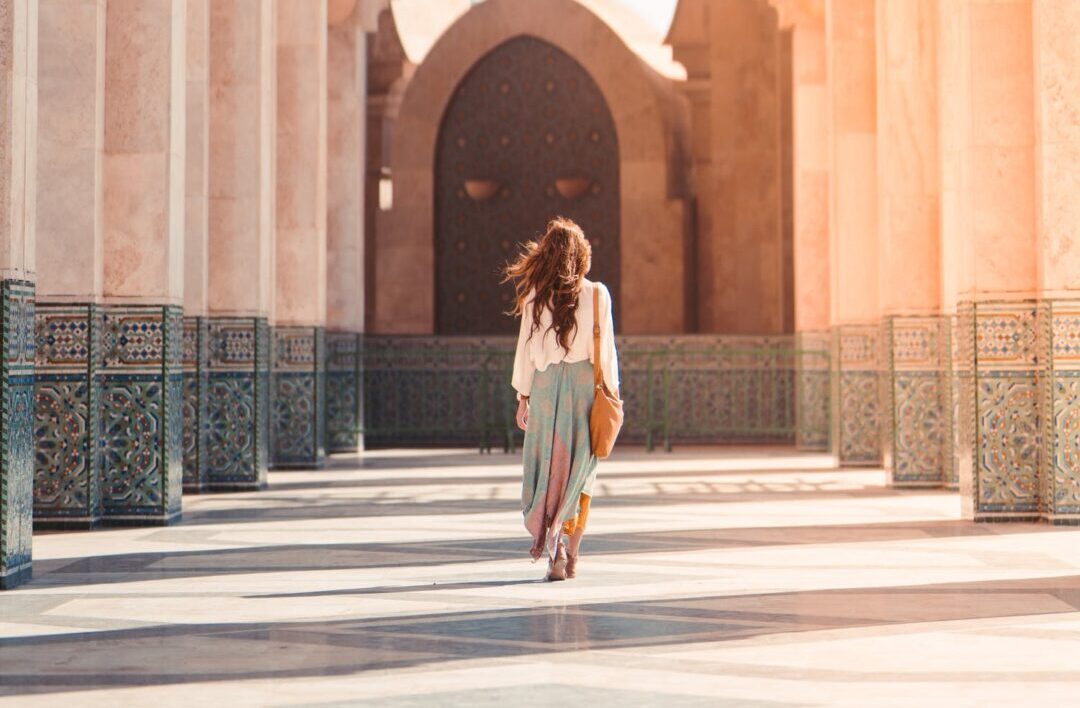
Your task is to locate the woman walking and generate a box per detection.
[504,217,620,581]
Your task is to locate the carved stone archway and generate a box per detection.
[435,36,620,335]
[375,0,688,334]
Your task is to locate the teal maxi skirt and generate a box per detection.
[521,360,598,559]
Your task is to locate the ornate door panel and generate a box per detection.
[436,36,620,335]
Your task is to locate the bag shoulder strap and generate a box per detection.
[592,283,603,388]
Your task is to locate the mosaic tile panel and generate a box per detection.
[1041,300,1080,521]
[883,316,948,487]
[942,315,958,488]
[326,331,362,453]
[960,301,1041,520]
[33,304,102,527]
[362,335,799,449]
[271,327,325,468]
[204,317,268,490]
[796,331,830,451]
[0,281,35,589]
[182,317,208,492]
[833,325,881,467]
[100,306,183,524]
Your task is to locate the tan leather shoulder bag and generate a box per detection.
[590,283,624,458]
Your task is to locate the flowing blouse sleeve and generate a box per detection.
[511,294,536,399]
[599,282,620,392]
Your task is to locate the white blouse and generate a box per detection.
[511,279,620,399]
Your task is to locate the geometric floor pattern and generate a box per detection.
[4,448,1080,706]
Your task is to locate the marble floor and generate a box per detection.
[3,448,1080,706]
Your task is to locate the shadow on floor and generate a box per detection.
[3,573,1080,695]
[31,518,1055,588]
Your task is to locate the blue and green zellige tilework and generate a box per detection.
[271,326,325,469]
[33,303,103,528]
[100,306,183,524]
[0,280,35,589]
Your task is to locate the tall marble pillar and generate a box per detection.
[204,0,276,491]
[942,0,1039,520]
[325,5,367,455]
[33,0,104,528]
[876,0,947,487]
[703,0,786,334]
[0,0,37,589]
[826,0,881,466]
[272,0,328,469]
[183,0,210,492]
[1034,0,1080,522]
[101,0,186,524]
[774,2,831,451]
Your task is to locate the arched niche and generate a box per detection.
[376,0,688,334]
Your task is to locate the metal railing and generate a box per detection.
[360,336,829,453]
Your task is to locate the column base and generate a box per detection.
[795,331,830,451]
[0,280,35,590]
[182,316,209,493]
[326,331,363,454]
[882,316,949,488]
[100,305,184,526]
[203,317,270,491]
[832,325,882,467]
[34,516,101,531]
[34,303,103,526]
[0,564,31,590]
[957,301,1040,521]
[271,326,326,469]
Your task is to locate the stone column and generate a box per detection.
[826,0,881,467]
[1034,0,1079,522]
[942,0,1039,520]
[183,0,210,492]
[774,2,831,451]
[33,0,104,528]
[273,0,327,469]
[204,0,276,491]
[875,0,947,487]
[101,0,186,524]
[702,0,785,334]
[0,0,37,589]
[325,4,366,455]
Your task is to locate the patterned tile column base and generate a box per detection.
[271,326,325,469]
[33,303,103,529]
[956,301,1040,521]
[326,331,362,454]
[882,316,949,488]
[182,317,208,493]
[796,331,830,451]
[100,306,183,526]
[0,281,34,589]
[203,317,269,491]
[1040,300,1080,525]
[832,325,882,467]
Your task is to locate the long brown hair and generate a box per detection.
[503,217,592,352]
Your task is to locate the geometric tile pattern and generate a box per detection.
[204,317,268,490]
[956,300,1041,520]
[832,325,881,467]
[271,326,325,468]
[33,303,103,527]
[1040,299,1080,522]
[882,316,948,488]
[362,335,799,450]
[99,306,183,524]
[326,331,362,453]
[0,280,34,589]
[181,317,208,493]
[796,330,830,451]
